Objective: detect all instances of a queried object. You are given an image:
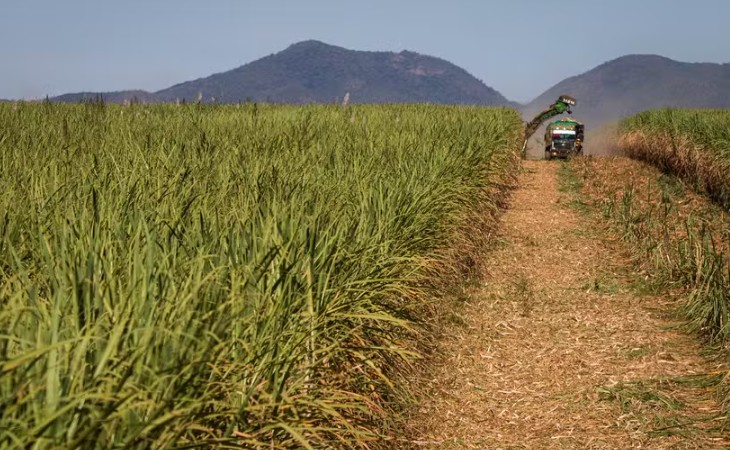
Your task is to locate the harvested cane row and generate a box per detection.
[574,109,730,419]
[569,154,730,438]
[617,109,730,348]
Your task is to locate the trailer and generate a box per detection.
[544,118,584,160]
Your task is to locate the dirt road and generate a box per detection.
[408,161,726,449]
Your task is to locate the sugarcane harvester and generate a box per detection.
[522,94,577,157]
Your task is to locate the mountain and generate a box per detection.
[53,40,512,106]
[523,55,730,127]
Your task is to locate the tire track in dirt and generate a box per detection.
[407,161,726,449]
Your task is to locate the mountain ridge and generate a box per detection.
[48,43,730,128]
[522,53,730,126]
[54,40,513,107]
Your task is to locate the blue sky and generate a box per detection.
[2,0,729,102]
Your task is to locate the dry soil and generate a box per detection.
[407,160,727,449]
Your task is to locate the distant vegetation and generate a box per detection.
[0,101,522,448]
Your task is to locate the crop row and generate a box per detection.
[620,109,730,208]
[0,102,522,448]
[617,109,730,346]
[605,110,730,418]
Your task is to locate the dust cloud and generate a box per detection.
[584,122,621,157]
[524,121,622,160]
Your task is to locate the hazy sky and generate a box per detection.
[2,0,729,102]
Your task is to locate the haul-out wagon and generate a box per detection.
[544,118,584,160]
